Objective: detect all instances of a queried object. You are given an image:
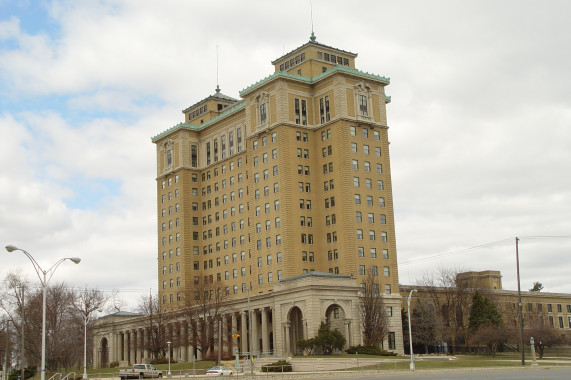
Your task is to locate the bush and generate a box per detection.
[261,360,292,373]
[345,345,397,356]
[8,366,36,380]
[150,357,176,364]
[109,361,120,368]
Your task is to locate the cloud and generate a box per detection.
[1,0,571,311]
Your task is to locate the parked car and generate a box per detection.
[119,364,163,379]
[205,366,233,376]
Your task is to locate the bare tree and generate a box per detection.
[0,271,30,377]
[182,280,229,359]
[471,324,511,356]
[71,287,108,371]
[138,294,168,360]
[417,267,474,350]
[105,289,126,314]
[360,270,389,347]
[410,299,437,353]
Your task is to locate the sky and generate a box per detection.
[1,0,570,312]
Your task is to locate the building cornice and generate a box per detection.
[151,101,245,143]
[240,65,390,97]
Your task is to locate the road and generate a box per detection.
[309,367,571,380]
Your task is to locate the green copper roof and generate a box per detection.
[152,66,390,142]
[280,271,352,283]
[151,101,245,142]
[240,64,390,96]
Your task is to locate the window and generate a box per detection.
[319,96,330,123]
[294,98,308,125]
[384,266,390,277]
[388,332,396,350]
[350,126,356,136]
[353,177,360,187]
[385,284,391,294]
[375,147,381,157]
[364,161,370,172]
[377,163,383,174]
[260,103,267,124]
[371,266,378,276]
[358,247,364,257]
[363,145,369,155]
[359,95,368,116]
[381,232,388,242]
[359,265,365,275]
[355,194,361,204]
[369,230,375,240]
[356,229,363,240]
[356,211,362,222]
[352,159,359,170]
[277,270,283,280]
[351,142,357,153]
[368,213,374,223]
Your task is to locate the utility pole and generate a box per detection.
[20,286,25,380]
[4,320,9,380]
[515,237,525,365]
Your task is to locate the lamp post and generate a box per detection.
[407,289,417,371]
[83,314,88,379]
[515,237,525,365]
[5,245,81,380]
[167,341,171,376]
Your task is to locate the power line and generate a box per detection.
[398,235,571,267]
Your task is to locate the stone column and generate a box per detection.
[130,330,136,364]
[283,322,290,356]
[271,307,277,356]
[261,308,268,355]
[344,320,351,348]
[231,312,238,355]
[131,329,141,364]
[251,310,259,355]
[122,332,128,362]
[240,312,248,354]
[181,322,188,362]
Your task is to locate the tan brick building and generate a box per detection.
[401,270,571,353]
[93,36,404,368]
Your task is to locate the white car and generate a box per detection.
[205,366,233,376]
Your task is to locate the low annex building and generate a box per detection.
[400,270,571,352]
[93,272,403,367]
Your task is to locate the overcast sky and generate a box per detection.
[1,0,570,311]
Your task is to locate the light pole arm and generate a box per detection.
[9,247,47,285]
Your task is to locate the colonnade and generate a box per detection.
[95,307,277,368]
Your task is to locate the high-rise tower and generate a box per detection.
[152,37,398,312]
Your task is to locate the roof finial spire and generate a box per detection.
[309,0,316,41]
[216,45,220,92]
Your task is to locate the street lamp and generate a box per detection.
[167,341,171,376]
[5,245,81,380]
[407,289,417,371]
[83,315,88,379]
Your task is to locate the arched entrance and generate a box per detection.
[288,306,304,355]
[99,337,108,367]
[325,304,347,346]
